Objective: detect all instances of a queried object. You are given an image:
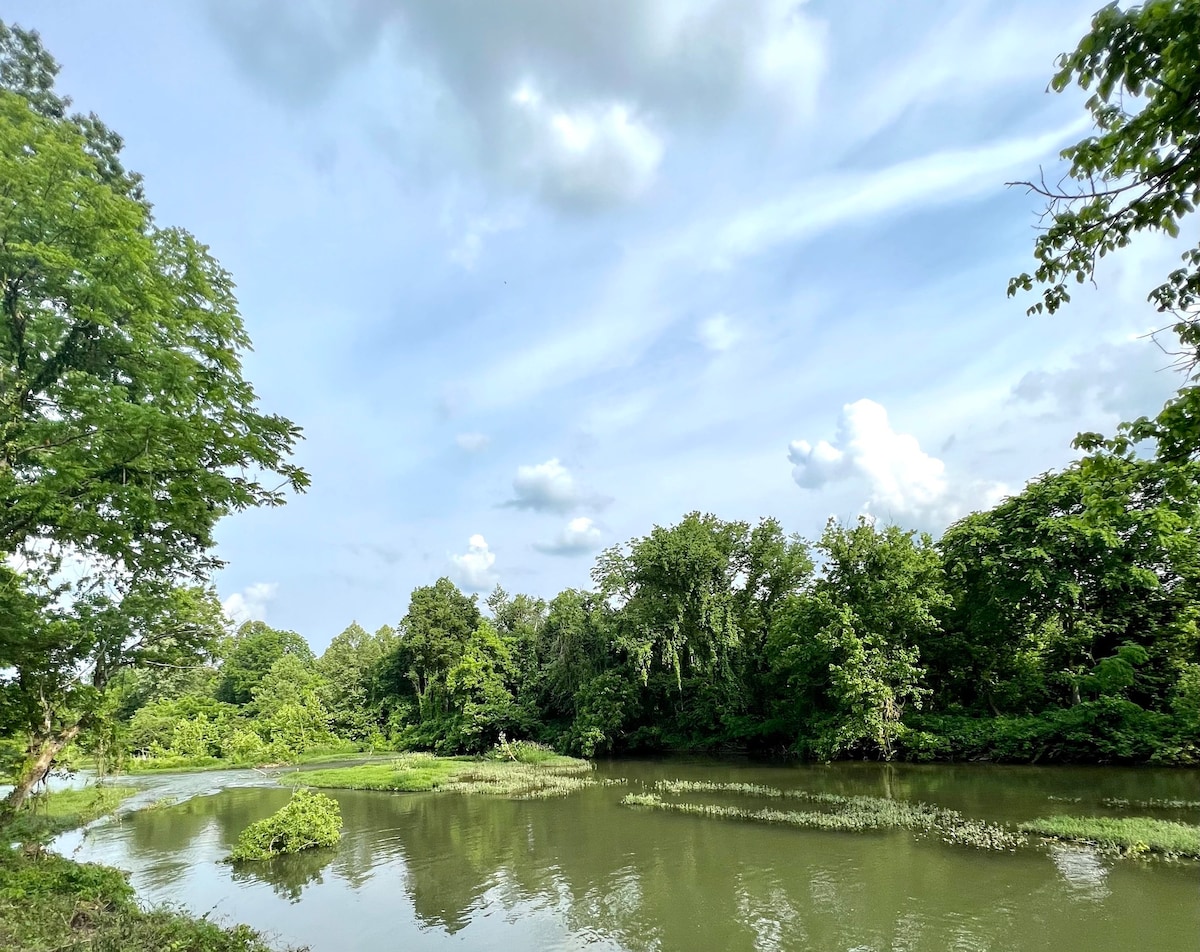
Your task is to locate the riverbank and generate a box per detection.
[1,786,302,952]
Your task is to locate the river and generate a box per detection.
[51,759,1200,952]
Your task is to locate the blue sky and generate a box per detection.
[9,0,1185,650]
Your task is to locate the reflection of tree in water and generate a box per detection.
[230,848,335,902]
[128,787,294,856]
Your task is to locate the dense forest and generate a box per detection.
[4,0,1200,824]
[80,452,1200,772]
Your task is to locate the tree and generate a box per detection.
[1009,0,1200,459]
[1,579,227,810]
[769,519,945,759]
[386,578,481,722]
[593,512,746,685]
[318,622,396,739]
[0,25,307,581]
[216,622,314,705]
[939,456,1200,712]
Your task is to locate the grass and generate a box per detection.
[1019,815,1200,858]
[33,786,138,823]
[0,848,304,951]
[282,751,596,799]
[2,785,139,842]
[621,780,1026,851]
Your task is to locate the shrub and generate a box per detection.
[228,790,342,862]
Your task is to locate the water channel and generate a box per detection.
[52,759,1200,952]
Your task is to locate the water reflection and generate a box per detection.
[55,763,1200,952]
[230,849,336,903]
[1048,844,1111,901]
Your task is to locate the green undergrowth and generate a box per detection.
[0,841,303,951]
[1019,815,1200,858]
[229,790,342,862]
[622,780,1025,851]
[3,786,138,843]
[284,748,598,799]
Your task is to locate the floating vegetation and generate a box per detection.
[285,750,596,799]
[1100,797,1200,811]
[229,789,342,862]
[624,782,1025,851]
[1019,815,1200,859]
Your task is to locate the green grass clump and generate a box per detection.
[285,751,594,799]
[1019,815,1200,858]
[229,790,342,862]
[624,781,1025,851]
[0,848,304,951]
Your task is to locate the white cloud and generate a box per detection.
[450,534,498,590]
[697,313,740,352]
[789,399,1004,530]
[455,432,491,452]
[207,0,829,210]
[223,582,278,625]
[511,88,664,209]
[504,458,601,513]
[534,516,604,556]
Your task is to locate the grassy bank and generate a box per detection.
[283,748,599,799]
[622,781,1025,851]
[0,848,304,951]
[1,785,303,950]
[1019,815,1200,858]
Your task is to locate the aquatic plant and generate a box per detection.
[1019,815,1200,859]
[1100,797,1200,811]
[229,790,342,862]
[624,782,1026,850]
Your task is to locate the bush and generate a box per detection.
[229,790,342,862]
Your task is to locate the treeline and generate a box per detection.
[108,449,1200,767]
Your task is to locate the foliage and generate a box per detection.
[217,623,313,706]
[1009,0,1200,462]
[0,847,303,951]
[768,519,944,759]
[228,790,342,862]
[1019,814,1200,857]
[0,22,304,812]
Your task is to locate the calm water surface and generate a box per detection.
[52,760,1200,952]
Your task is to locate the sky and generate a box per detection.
[7,0,1186,651]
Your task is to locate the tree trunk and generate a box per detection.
[3,723,82,814]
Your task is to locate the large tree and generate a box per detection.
[1009,0,1200,460]
[0,24,306,812]
[0,24,307,580]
